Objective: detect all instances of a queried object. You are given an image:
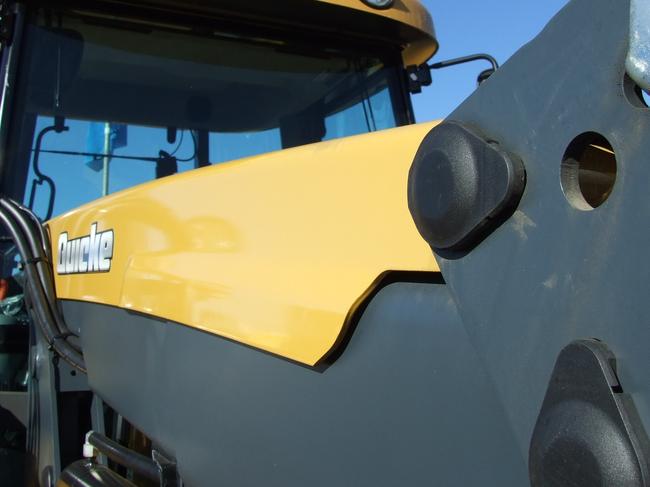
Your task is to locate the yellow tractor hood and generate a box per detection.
[48,122,440,366]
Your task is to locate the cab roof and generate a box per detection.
[54,0,438,65]
[320,0,437,64]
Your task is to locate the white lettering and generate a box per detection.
[78,236,90,273]
[89,223,99,272]
[56,224,114,275]
[64,237,74,274]
[99,231,113,272]
[72,239,80,273]
[57,233,68,274]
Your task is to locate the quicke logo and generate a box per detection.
[57,223,114,275]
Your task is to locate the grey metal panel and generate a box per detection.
[436,0,650,459]
[57,359,89,393]
[62,282,528,486]
[29,333,62,485]
[0,391,27,426]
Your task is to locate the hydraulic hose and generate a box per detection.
[0,199,81,351]
[2,200,55,297]
[59,459,137,487]
[0,197,85,372]
[87,432,160,482]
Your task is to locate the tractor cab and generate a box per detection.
[1,0,436,220]
[0,1,437,485]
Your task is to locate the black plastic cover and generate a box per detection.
[407,121,525,255]
[530,340,650,487]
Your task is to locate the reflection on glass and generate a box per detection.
[6,7,408,219]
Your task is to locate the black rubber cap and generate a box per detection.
[408,121,525,255]
[530,340,650,487]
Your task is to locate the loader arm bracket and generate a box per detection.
[412,0,650,479]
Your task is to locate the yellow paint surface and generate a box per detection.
[48,122,440,365]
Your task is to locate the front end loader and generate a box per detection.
[0,0,648,486]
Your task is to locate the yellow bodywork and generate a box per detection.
[48,122,440,366]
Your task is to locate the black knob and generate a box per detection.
[408,121,525,257]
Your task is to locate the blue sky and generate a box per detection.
[412,0,569,122]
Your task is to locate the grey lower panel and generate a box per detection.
[62,282,527,487]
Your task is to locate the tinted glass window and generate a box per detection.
[324,86,396,141]
[4,8,409,219]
